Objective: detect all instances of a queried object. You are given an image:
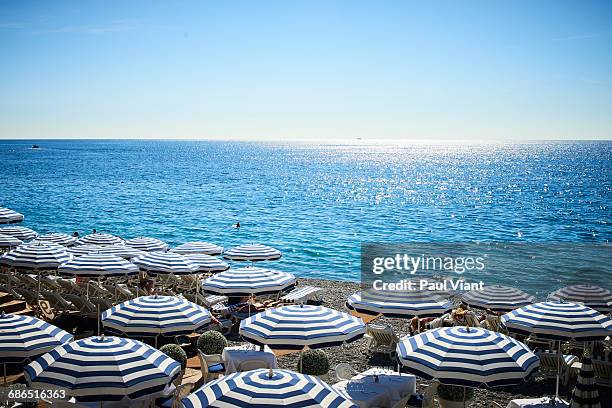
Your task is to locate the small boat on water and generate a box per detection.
[31,144,40,149]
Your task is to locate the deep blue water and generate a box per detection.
[0,140,610,295]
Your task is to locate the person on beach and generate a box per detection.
[92,228,97,233]
[139,279,156,296]
[72,231,79,237]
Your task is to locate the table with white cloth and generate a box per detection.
[221,344,277,374]
[506,397,569,408]
[332,368,417,408]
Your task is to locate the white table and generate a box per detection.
[333,369,416,408]
[507,397,569,408]
[222,344,277,374]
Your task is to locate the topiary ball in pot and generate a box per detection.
[159,343,188,370]
[197,331,228,355]
[297,349,330,376]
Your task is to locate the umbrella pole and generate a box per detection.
[3,362,6,386]
[555,340,561,404]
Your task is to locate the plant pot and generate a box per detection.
[438,397,471,408]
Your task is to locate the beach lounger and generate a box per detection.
[62,294,97,314]
[536,350,578,386]
[365,324,400,359]
[593,359,612,387]
[13,287,40,305]
[40,275,62,290]
[56,278,83,294]
[280,286,323,304]
[42,291,77,313]
[18,274,40,288]
[102,283,133,300]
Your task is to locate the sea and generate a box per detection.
[1,140,610,297]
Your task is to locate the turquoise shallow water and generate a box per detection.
[0,140,610,295]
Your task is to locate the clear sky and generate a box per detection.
[1,1,611,141]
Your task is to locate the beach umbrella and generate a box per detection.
[96,244,145,260]
[223,243,281,261]
[132,252,199,275]
[0,226,37,241]
[0,207,24,224]
[346,288,453,320]
[184,254,230,273]
[0,234,22,251]
[75,233,123,246]
[240,304,365,350]
[102,295,212,346]
[396,326,539,388]
[202,267,295,296]
[36,232,78,247]
[125,237,169,252]
[0,313,73,384]
[58,253,139,278]
[67,244,104,257]
[549,285,612,314]
[462,285,536,312]
[0,242,71,272]
[570,351,601,408]
[502,302,612,401]
[182,369,357,408]
[25,336,181,403]
[171,241,223,256]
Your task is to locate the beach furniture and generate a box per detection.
[62,294,97,314]
[198,351,226,383]
[352,368,417,402]
[222,344,277,374]
[13,287,39,305]
[332,375,395,408]
[280,285,323,304]
[592,358,612,387]
[55,277,84,294]
[365,324,400,359]
[536,351,578,385]
[42,291,77,313]
[335,363,358,381]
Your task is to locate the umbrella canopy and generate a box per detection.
[570,353,601,408]
[461,285,536,312]
[0,207,24,224]
[124,237,169,252]
[67,244,104,257]
[132,252,199,275]
[549,285,612,314]
[184,254,230,273]
[223,243,281,261]
[0,242,71,271]
[102,295,212,337]
[25,336,181,402]
[58,254,139,278]
[36,233,78,247]
[501,302,612,341]
[202,267,295,296]
[239,304,365,350]
[96,244,145,259]
[182,368,357,408]
[76,233,123,247]
[0,313,73,362]
[346,289,453,318]
[171,241,223,256]
[0,233,22,250]
[396,326,539,387]
[0,226,37,241]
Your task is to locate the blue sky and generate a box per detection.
[1,1,611,141]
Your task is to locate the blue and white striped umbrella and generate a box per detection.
[223,244,282,261]
[202,267,295,296]
[171,241,223,256]
[501,302,612,340]
[132,252,199,275]
[102,295,212,337]
[76,233,123,247]
[182,369,357,408]
[0,233,22,250]
[58,254,139,278]
[185,254,230,273]
[549,285,612,314]
[396,326,539,387]
[462,285,536,312]
[0,207,24,224]
[240,305,365,350]
[125,237,169,252]
[96,244,145,259]
[0,242,71,271]
[25,336,181,402]
[346,289,453,318]
[67,244,104,257]
[0,313,73,362]
[0,226,37,241]
[36,233,78,247]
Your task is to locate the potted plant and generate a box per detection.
[160,343,188,385]
[437,384,474,408]
[297,349,330,379]
[197,331,228,355]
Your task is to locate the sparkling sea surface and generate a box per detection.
[0,140,610,297]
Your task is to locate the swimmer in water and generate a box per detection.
[235,222,241,228]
